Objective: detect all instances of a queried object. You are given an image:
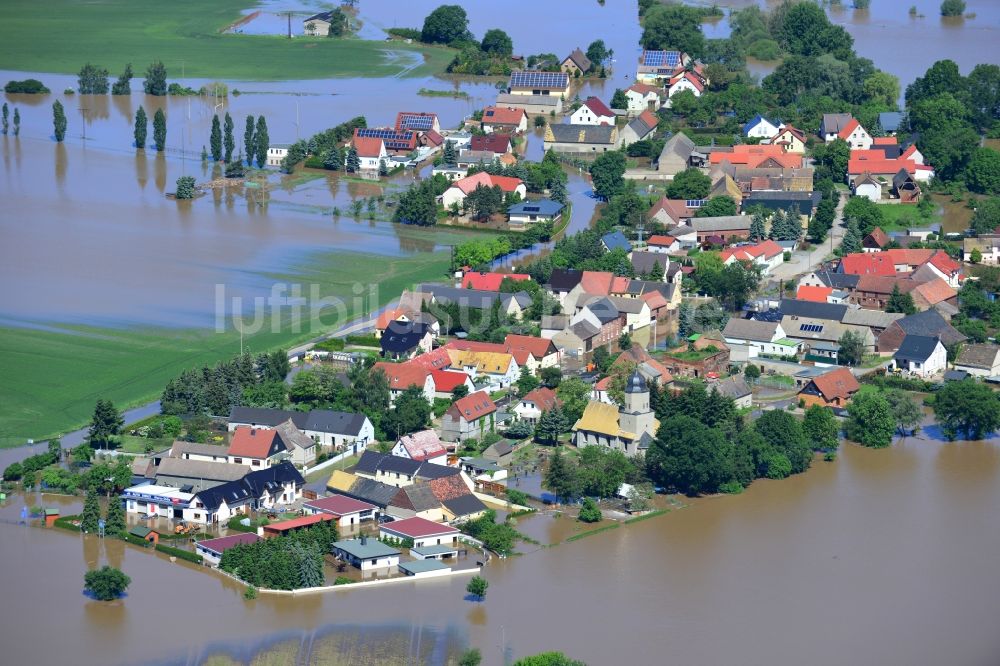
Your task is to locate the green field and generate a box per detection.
[0,0,453,80]
[0,248,451,448]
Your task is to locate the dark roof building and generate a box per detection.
[601,230,631,253]
[894,335,941,363]
[549,268,583,293]
[228,407,369,437]
[743,190,822,214]
[878,309,967,353]
[778,298,849,322]
[380,320,431,357]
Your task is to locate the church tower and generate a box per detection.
[619,371,654,439]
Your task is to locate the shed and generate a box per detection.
[398,559,452,577]
[129,525,159,545]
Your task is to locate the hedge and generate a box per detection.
[345,334,379,347]
[53,514,81,532]
[156,543,204,564]
[123,532,152,548]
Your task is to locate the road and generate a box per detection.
[769,193,848,282]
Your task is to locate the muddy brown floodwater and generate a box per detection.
[1,429,999,666]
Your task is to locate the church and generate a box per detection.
[572,371,659,457]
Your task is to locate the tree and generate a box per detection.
[223,112,235,163]
[421,5,470,45]
[838,330,865,366]
[175,176,197,200]
[143,61,167,96]
[52,101,66,142]
[512,653,586,666]
[933,379,1000,440]
[843,196,884,236]
[549,178,568,204]
[646,415,733,495]
[885,389,922,435]
[345,146,360,173]
[133,106,147,149]
[104,497,126,536]
[971,197,1000,236]
[611,88,628,109]
[88,399,123,450]
[536,404,569,446]
[544,446,580,500]
[886,284,917,314]
[589,151,627,200]
[81,487,102,533]
[666,167,711,200]
[77,63,109,94]
[862,71,900,107]
[970,247,983,264]
[209,115,222,162]
[754,410,812,474]
[967,148,1000,196]
[694,196,737,218]
[641,4,705,57]
[586,40,609,68]
[111,63,133,95]
[967,63,1000,131]
[846,387,896,448]
[244,115,255,165]
[153,108,166,151]
[466,574,488,600]
[481,29,513,56]
[812,139,851,183]
[744,364,761,382]
[909,93,978,180]
[1,103,6,134]
[578,497,602,523]
[84,566,131,601]
[459,649,483,666]
[516,366,540,395]
[254,116,268,168]
[841,218,862,255]
[940,0,966,16]
[803,404,840,451]
[905,59,964,108]
[748,211,767,242]
[383,385,431,438]
[442,140,456,165]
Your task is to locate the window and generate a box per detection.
[233,457,243,464]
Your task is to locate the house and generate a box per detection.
[182,462,304,525]
[441,391,497,442]
[153,458,250,493]
[508,199,564,228]
[911,278,958,311]
[630,251,670,280]
[303,495,378,527]
[853,172,882,202]
[354,127,417,153]
[863,227,891,252]
[820,113,854,142]
[333,536,400,571]
[380,320,433,360]
[544,124,619,154]
[743,114,781,139]
[480,106,528,134]
[646,234,680,254]
[469,133,513,156]
[601,230,632,253]
[548,268,583,304]
[229,407,375,451]
[723,319,799,361]
[446,349,519,389]
[852,275,920,310]
[796,285,834,303]
[573,372,659,457]
[195,533,261,567]
[847,155,919,183]
[122,484,195,520]
[565,296,624,351]
[430,475,488,522]
[273,419,317,466]
[513,387,560,424]
[495,92,564,115]
[624,83,663,115]
[261,513,337,539]
[771,125,806,153]
[350,135,388,171]
[395,112,441,134]
[878,112,905,135]
[954,344,1000,378]
[743,191,821,217]
[710,173,744,204]
[440,171,526,210]
[227,427,287,468]
[167,441,230,464]
[893,335,946,378]
[635,50,690,84]
[387,483,445,522]
[481,438,516,466]
[352,451,464,488]
[656,132,700,176]
[420,284,532,319]
[620,110,659,147]
[503,334,561,372]
[392,430,448,465]
[303,10,340,35]
[571,97,616,126]
[608,296,652,332]
[661,334,731,379]
[431,369,475,400]
[614,343,674,388]
[798,270,861,292]
[374,362,435,404]
[837,118,873,150]
[561,48,593,75]
[893,168,922,203]
[266,145,289,167]
[798,367,860,408]
[462,271,530,291]
[877,309,966,353]
[712,376,753,409]
[963,236,1000,265]
[690,215,751,243]
[647,198,696,227]
[720,240,785,275]
[508,70,570,97]
[380,516,460,550]
[460,457,508,483]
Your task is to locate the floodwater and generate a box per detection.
[1,431,999,666]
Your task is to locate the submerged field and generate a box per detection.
[0,249,450,448]
[0,0,452,79]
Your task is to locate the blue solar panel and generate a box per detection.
[642,50,680,68]
[510,71,568,89]
[686,199,706,208]
[399,113,434,131]
[799,324,824,333]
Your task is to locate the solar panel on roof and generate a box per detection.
[510,71,568,89]
[799,324,824,333]
[399,114,434,131]
[642,50,680,67]
[686,199,705,208]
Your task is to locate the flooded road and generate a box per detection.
[2,432,999,666]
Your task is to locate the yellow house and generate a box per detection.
[772,125,807,154]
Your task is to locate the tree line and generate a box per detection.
[220,521,338,590]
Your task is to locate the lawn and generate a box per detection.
[876,202,940,231]
[0,248,451,448]
[0,0,453,80]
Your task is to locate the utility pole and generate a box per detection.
[78,107,89,141]
[287,12,292,39]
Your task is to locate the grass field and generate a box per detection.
[876,202,940,231]
[0,248,451,448]
[0,0,453,80]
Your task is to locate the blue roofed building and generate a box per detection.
[743,114,781,139]
[878,112,905,135]
[601,230,632,254]
[508,199,565,228]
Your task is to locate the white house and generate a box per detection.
[645,234,679,254]
[122,484,194,520]
[954,343,1000,378]
[893,335,946,378]
[195,533,261,567]
[228,407,375,452]
[570,97,616,126]
[723,319,800,362]
[665,72,704,107]
[353,136,388,171]
[333,536,400,571]
[374,361,436,405]
[720,240,785,276]
[446,349,519,390]
[624,83,663,115]
[391,430,449,465]
[743,114,781,139]
[380,516,460,550]
[440,171,526,211]
[853,173,882,202]
[303,495,378,528]
[837,119,873,150]
[512,387,560,425]
[266,145,289,167]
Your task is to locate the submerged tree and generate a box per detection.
[134,106,147,149]
[254,115,268,168]
[209,114,222,162]
[1,103,7,134]
[77,62,110,94]
[244,114,255,165]
[111,63,133,95]
[12,108,20,136]
[143,60,167,96]
[175,176,197,200]
[52,100,67,142]
[223,112,235,162]
[84,566,131,601]
[152,108,166,151]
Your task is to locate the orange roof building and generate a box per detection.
[796,285,834,303]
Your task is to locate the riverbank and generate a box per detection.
[0,0,453,80]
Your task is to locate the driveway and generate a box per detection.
[768,194,847,282]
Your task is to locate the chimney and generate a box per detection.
[251,429,256,436]
[360,534,367,546]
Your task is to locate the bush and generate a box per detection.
[719,481,744,494]
[334,576,353,585]
[84,566,131,601]
[313,338,345,352]
[345,334,379,347]
[533,115,546,128]
[244,585,258,599]
[466,575,489,600]
[5,79,50,94]
[387,27,422,40]
[123,532,152,547]
[578,498,602,523]
[53,514,81,532]
[175,176,197,200]
[506,489,531,506]
[155,543,204,564]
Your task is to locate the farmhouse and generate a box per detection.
[570,97,615,126]
[544,124,619,154]
[508,70,570,97]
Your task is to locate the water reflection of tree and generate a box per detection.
[154,154,166,192]
[55,143,67,188]
[134,151,147,189]
[345,179,382,200]
[81,94,110,122]
[111,94,133,124]
[395,228,437,253]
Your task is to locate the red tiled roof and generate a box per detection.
[873,136,898,145]
[423,129,444,146]
[721,240,783,263]
[196,533,261,554]
[374,361,429,390]
[305,495,376,516]
[431,369,470,392]
[669,71,704,93]
[228,427,280,459]
[264,514,336,532]
[796,285,833,302]
[912,278,956,306]
[376,307,407,330]
[409,347,452,371]
[447,391,496,422]
[837,118,861,140]
[580,270,614,295]
[839,253,897,276]
[648,197,695,223]
[594,376,613,391]
[648,235,677,247]
[396,429,448,461]
[381,516,459,539]
[352,135,385,158]
[461,271,529,291]
[808,367,860,401]
[470,133,512,154]
[642,289,669,311]
[448,340,507,354]
[856,275,919,295]
[886,248,935,266]
[582,96,615,118]
[864,227,890,248]
[637,109,659,129]
[504,334,555,361]
[453,171,523,194]
[627,82,662,96]
[709,144,788,165]
[928,250,960,275]
[748,153,802,169]
[429,475,471,502]
[521,387,560,412]
[482,106,526,126]
[774,125,806,142]
[610,276,631,294]
[848,157,915,176]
